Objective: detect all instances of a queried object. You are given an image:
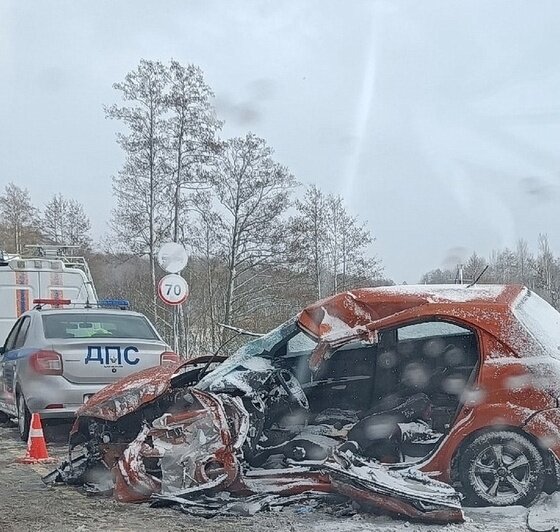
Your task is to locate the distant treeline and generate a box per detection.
[420,235,560,308]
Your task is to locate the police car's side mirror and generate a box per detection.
[0,346,5,355]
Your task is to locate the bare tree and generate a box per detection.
[462,252,487,283]
[420,268,457,284]
[514,238,534,287]
[0,183,40,253]
[42,193,92,249]
[209,133,296,336]
[490,248,518,283]
[325,194,382,293]
[165,61,222,243]
[535,233,560,305]
[106,59,169,321]
[288,185,327,298]
[187,191,228,352]
[289,186,382,298]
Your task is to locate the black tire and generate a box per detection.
[16,392,31,442]
[459,430,545,507]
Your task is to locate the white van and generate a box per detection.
[0,249,97,344]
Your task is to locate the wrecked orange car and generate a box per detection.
[45,284,560,521]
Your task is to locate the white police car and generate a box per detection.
[0,299,178,439]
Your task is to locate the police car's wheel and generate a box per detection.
[17,392,31,442]
[459,430,545,507]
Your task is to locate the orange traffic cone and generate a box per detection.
[16,413,56,464]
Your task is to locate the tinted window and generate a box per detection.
[320,340,376,380]
[13,317,30,349]
[3,320,22,351]
[398,321,469,340]
[42,313,159,340]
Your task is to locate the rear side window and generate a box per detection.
[42,313,159,340]
[398,321,469,340]
[3,319,23,351]
[514,291,560,359]
[14,317,31,349]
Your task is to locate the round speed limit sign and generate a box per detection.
[158,274,189,305]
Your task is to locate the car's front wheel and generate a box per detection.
[17,392,31,442]
[459,430,545,507]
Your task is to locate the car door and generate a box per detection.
[302,340,377,412]
[0,318,25,414]
[373,320,480,432]
[0,316,31,415]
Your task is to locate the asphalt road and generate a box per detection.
[0,421,537,532]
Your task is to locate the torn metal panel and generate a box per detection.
[113,424,162,502]
[77,362,188,422]
[77,356,227,422]
[241,467,332,495]
[152,492,327,519]
[324,449,463,524]
[298,289,426,344]
[111,389,244,502]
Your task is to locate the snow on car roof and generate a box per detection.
[356,284,510,303]
[298,284,525,346]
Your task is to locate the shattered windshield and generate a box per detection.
[197,317,317,391]
[513,290,560,360]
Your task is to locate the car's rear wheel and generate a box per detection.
[459,430,545,507]
[17,392,31,442]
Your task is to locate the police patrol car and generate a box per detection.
[0,298,178,440]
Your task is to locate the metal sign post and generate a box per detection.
[156,243,189,355]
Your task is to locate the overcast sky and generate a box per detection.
[1,0,560,282]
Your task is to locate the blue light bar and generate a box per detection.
[98,299,130,309]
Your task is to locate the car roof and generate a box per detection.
[25,307,148,318]
[298,284,525,341]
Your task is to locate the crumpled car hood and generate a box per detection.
[77,362,188,422]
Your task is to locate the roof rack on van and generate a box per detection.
[0,248,16,266]
[24,244,79,258]
[23,244,98,300]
